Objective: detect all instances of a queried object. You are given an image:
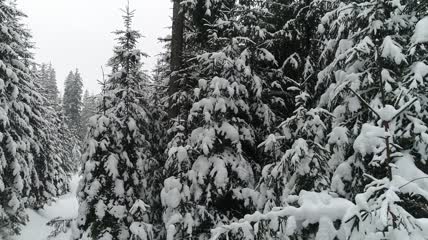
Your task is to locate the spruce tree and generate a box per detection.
[0,0,73,237]
[80,90,98,140]
[63,69,83,135]
[0,1,35,236]
[162,1,285,239]
[75,6,155,240]
[47,63,59,105]
[209,1,428,239]
[28,63,78,207]
[255,0,335,215]
[36,63,59,105]
[37,63,50,98]
[316,0,428,238]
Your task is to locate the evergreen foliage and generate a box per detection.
[4,1,428,240]
[75,6,156,240]
[36,63,59,105]
[63,69,84,135]
[80,90,99,140]
[0,1,76,238]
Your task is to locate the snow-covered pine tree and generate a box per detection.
[330,1,428,240]
[165,0,237,121]
[26,62,78,208]
[36,63,50,98]
[35,63,60,105]
[205,1,339,239]
[47,64,59,105]
[162,1,287,239]
[0,0,74,237]
[316,0,412,184]
[207,1,428,240]
[28,103,72,208]
[152,40,170,85]
[75,6,155,240]
[256,0,334,212]
[161,2,231,238]
[315,0,428,238]
[146,56,171,236]
[0,0,35,236]
[63,69,83,136]
[80,90,99,140]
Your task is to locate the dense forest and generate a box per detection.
[1,0,428,239]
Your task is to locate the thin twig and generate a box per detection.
[391,97,417,122]
[347,86,381,119]
[399,177,428,189]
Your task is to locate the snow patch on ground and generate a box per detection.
[16,175,80,240]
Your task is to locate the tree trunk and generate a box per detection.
[168,0,184,118]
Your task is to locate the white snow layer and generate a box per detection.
[393,153,428,193]
[412,17,428,44]
[211,191,354,239]
[16,175,80,240]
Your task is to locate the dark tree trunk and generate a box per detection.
[168,0,184,118]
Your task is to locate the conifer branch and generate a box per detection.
[346,86,381,119]
[399,177,428,189]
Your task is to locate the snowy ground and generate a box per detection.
[17,175,80,240]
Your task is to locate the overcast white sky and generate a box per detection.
[17,0,172,94]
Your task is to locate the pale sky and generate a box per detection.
[17,0,172,94]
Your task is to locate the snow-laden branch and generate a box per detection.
[210,191,354,240]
